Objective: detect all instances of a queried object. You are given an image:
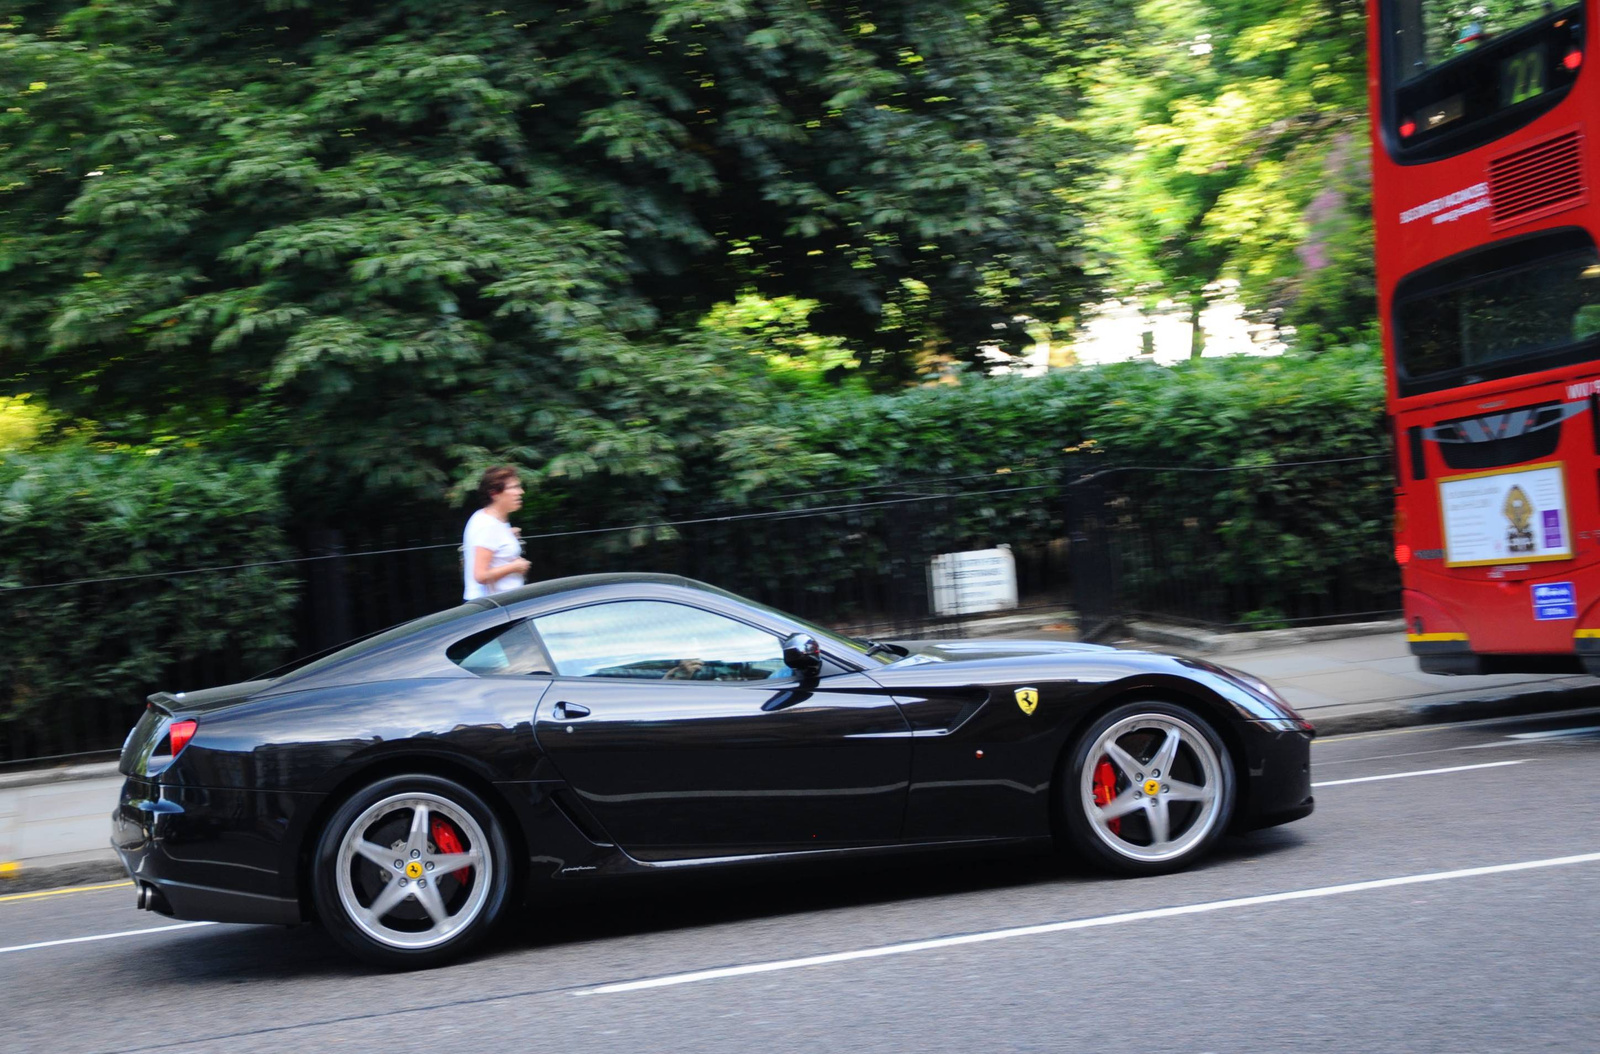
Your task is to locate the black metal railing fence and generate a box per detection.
[1068,457,1398,635]
[307,482,1072,650]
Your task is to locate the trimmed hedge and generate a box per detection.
[756,345,1386,484]
[0,447,298,747]
[678,345,1393,624]
[740,345,1387,540]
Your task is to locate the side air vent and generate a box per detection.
[1489,127,1586,230]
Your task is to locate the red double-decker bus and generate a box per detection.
[1372,1,1600,674]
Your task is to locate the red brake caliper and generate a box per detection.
[1092,758,1122,836]
[430,817,472,887]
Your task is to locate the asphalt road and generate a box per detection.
[7,708,1600,1054]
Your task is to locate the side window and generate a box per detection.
[447,620,552,677]
[533,601,793,682]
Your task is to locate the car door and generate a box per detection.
[529,599,911,859]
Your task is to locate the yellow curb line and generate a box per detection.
[0,880,133,904]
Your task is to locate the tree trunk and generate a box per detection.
[1188,294,1206,360]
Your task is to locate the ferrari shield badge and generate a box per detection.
[1014,687,1039,716]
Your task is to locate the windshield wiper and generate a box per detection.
[860,639,907,658]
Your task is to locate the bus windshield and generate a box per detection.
[1393,1,1566,80]
[1395,232,1600,395]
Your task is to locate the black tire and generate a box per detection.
[312,774,513,969]
[1059,700,1235,876]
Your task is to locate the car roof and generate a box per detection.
[480,572,701,608]
[260,573,781,696]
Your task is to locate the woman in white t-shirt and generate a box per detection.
[463,465,531,600]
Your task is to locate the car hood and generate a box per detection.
[890,638,1118,664]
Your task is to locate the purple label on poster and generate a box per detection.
[1543,509,1564,549]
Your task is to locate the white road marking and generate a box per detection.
[1507,726,1600,741]
[1311,759,1529,787]
[1314,706,1600,744]
[1317,743,1507,766]
[0,921,216,956]
[574,850,1600,996]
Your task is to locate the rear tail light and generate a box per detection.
[167,719,198,757]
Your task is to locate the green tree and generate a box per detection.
[1076,0,1372,352]
[0,0,1096,528]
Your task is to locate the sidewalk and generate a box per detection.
[0,762,125,892]
[1117,620,1600,731]
[4,624,1597,893]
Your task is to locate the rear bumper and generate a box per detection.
[112,777,311,926]
[1409,636,1592,675]
[1403,584,1597,674]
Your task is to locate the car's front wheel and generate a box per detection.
[1060,701,1235,876]
[312,774,512,968]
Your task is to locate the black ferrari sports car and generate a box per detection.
[113,573,1314,967]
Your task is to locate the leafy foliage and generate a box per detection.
[533,344,1392,628]
[1,0,1093,525]
[1075,0,1373,346]
[726,345,1391,607]
[0,446,297,737]
[1079,345,1393,622]
[0,395,50,451]
[699,291,865,396]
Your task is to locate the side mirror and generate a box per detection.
[782,633,822,678]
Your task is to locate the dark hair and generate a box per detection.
[478,465,521,505]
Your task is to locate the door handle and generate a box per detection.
[553,701,591,720]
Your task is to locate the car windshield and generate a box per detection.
[1394,232,1600,394]
[688,584,894,665]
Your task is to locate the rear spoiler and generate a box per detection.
[145,691,179,716]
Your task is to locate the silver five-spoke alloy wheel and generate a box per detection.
[335,791,492,950]
[1063,701,1234,874]
[313,774,511,967]
[1081,712,1222,862]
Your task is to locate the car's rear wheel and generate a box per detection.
[1060,701,1235,876]
[312,774,512,968]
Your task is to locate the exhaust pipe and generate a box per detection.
[135,882,172,915]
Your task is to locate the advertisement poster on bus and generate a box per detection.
[1438,462,1573,567]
